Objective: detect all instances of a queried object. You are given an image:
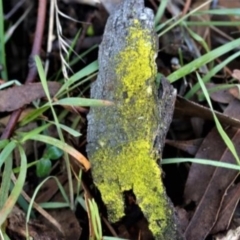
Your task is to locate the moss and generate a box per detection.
[91,20,173,238]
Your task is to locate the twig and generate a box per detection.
[182,0,192,16]
[26,0,46,84]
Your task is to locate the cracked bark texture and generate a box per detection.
[87,0,180,239]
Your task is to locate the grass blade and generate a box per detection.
[168,38,240,83]
[0,145,27,225]
[27,134,91,170]
[162,158,240,170]
[53,97,113,107]
[0,141,16,169]
[197,72,240,165]
[154,0,168,26]
[57,60,98,96]
[0,155,12,209]
[185,50,240,99]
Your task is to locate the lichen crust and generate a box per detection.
[90,20,173,238]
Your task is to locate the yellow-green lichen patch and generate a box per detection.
[93,139,170,238]
[91,20,173,238]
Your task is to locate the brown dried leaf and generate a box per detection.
[206,83,235,104]
[165,138,203,155]
[7,206,64,240]
[0,82,61,112]
[184,131,240,240]
[184,100,240,239]
[228,87,240,100]
[184,100,240,204]
[175,96,240,128]
[232,69,240,81]
[184,127,236,205]
[46,209,82,240]
[211,183,240,234]
[36,174,68,203]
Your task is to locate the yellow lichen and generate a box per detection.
[91,20,173,238]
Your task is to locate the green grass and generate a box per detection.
[157,5,240,170]
[196,72,240,165]
[1,1,240,239]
